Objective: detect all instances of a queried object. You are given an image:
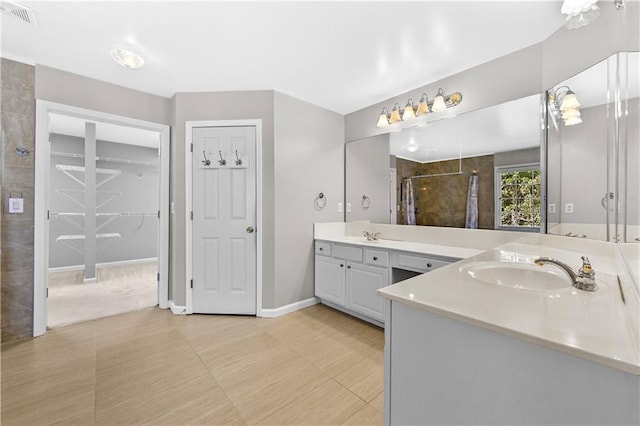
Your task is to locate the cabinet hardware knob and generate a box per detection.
[340,264,344,267]
[373,256,378,261]
[347,266,351,269]
[319,247,323,251]
[427,263,432,268]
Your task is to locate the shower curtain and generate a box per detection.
[465,174,478,228]
[404,178,416,225]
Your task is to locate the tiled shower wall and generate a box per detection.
[1,59,36,342]
[396,155,495,229]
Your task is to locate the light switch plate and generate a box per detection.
[564,203,574,214]
[346,202,352,213]
[337,202,343,213]
[9,197,24,213]
[548,203,556,214]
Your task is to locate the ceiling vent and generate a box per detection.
[0,1,37,26]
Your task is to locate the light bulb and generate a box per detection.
[416,94,430,116]
[389,104,402,124]
[376,108,390,128]
[402,99,416,121]
[560,90,580,110]
[406,143,419,153]
[110,48,145,69]
[561,108,581,119]
[431,88,447,112]
[564,115,583,126]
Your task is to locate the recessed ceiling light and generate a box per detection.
[110,47,144,70]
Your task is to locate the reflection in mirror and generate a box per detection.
[620,52,639,245]
[546,51,639,243]
[390,95,541,231]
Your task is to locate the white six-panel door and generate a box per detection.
[192,126,256,314]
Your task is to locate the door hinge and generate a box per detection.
[157,273,160,282]
[190,143,193,153]
[47,210,50,220]
[190,279,193,289]
[190,211,193,220]
[157,210,160,219]
[46,288,49,297]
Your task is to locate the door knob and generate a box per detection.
[246,226,255,234]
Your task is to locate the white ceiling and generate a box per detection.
[1,1,565,114]
[390,94,541,163]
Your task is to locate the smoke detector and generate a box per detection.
[0,1,37,26]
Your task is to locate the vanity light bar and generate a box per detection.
[377,89,463,128]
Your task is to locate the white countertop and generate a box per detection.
[316,236,483,260]
[378,241,640,375]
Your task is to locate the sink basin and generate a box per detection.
[460,261,571,292]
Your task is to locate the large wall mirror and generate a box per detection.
[546,51,639,243]
[346,94,543,233]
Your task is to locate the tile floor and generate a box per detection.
[1,304,384,425]
[47,262,158,328]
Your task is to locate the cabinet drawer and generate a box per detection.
[315,241,331,256]
[365,249,389,267]
[332,244,363,262]
[397,254,449,272]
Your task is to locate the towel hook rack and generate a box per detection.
[202,151,211,166]
[235,150,243,166]
[218,151,226,166]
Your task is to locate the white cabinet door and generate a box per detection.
[346,262,389,322]
[315,255,346,305]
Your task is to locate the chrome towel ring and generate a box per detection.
[314,192,327,209]
[361,195,371,210]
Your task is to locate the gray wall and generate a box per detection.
[493,147,540,167]
[36,65,171,125]
[171,91,344,309]
[558,104,608,226]
[171,91,275,308]
[1,58,35,342]
[273,92,344,307]
[346,134,391,223]
[48,134,158,268]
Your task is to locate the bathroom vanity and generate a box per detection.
[315,222,639,425]
[378,238,639,425]
[314,237,472,325]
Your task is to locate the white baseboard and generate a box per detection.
[259,297,319,318]
[48,257,158,273]
[169,300,187,315]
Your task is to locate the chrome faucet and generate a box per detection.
[533,256,598,292]
[363,231,380,241]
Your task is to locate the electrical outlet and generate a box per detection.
[8,197,24,213]
[346,202,352,213]
[337,202,343,213]
[548,203,556,214]
[564,203,574,214]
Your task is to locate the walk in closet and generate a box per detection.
[46,114,161,327]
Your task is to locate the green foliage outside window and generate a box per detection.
[499,169,541,228]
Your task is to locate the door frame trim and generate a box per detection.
[185,120,263,316]
[34,100,171,336]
